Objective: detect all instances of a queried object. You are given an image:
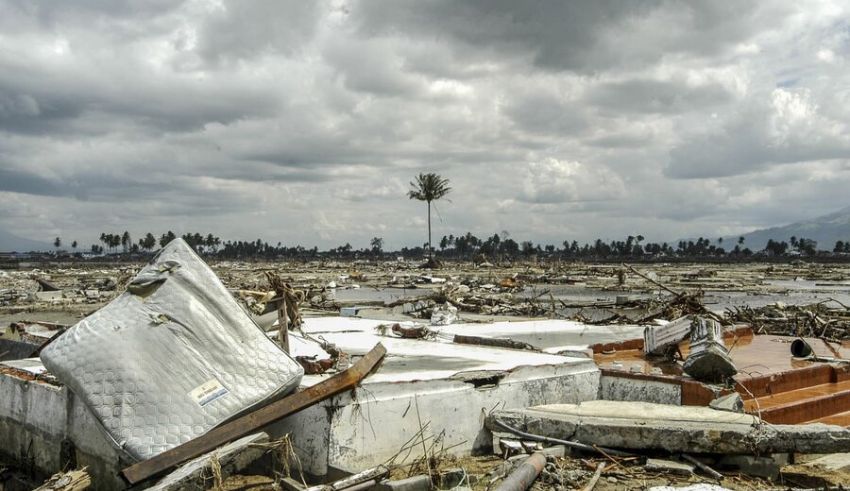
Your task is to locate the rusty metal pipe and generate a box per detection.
[790,338,849,364]
[493,452,547,491]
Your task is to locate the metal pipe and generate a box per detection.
[493,452,546,491]
[790,338,813,358]
[790,338,849,363]
[492,419,634,458]
[681,454,722,480]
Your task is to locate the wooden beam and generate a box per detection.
[122,343,387,485]
[279,294,290,353]
[34,468,91,491]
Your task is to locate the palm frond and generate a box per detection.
[408,172,451,202]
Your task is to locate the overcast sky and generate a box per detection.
[1,1,849,250]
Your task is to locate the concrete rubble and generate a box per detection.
[147,433,270,491]
[681,318,737,383]
[489,400,850,454]
[3,257,850,490]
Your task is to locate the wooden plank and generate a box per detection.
[122,342,387,485]
[34,468,91,491]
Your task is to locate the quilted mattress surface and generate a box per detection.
[40,239,303,461]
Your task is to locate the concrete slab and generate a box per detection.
[649,486,731,491]
[644,458,694,476]
[492,400,850,455]
[300,316,645,353]
[805,452,850,471]
[598,374,681,405]
[529,400,759,424]
[265,317,602,477]
[297,323,588,385]
[0,338,37,361]
[3,357,48,375]
[1,317,602,483]
[434,319,645,351]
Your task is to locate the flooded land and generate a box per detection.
[4,257,850,490]
[4,259,850,328]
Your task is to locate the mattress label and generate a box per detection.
[189,378,229,407]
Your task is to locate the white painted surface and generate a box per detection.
[278,318,603,475]
[298,318,594,385]
[301,317,645,352]
[435,319,645,349]
[1,316,615,481]
[530,400,759,424]
[323,362,599,474]
[0,362,126,489]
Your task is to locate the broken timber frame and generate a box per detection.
[121,342,387,485]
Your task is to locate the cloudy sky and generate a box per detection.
[1,1,849,250]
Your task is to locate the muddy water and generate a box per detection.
[323,280,850,324]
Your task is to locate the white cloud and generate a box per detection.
[1,0,849,249]
[519,158,625,204]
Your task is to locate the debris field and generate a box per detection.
[3,245,850,490]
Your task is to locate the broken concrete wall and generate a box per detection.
[599,374,681,405]
[0,367,125,490]
[0,372,67,474]
[270,362,600,478]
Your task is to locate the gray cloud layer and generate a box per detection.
[1,0,848,249]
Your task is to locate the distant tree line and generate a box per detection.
[46,230,846,262]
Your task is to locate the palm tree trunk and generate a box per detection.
[427,201,432,260]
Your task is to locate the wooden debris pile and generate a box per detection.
[725,299,850,340]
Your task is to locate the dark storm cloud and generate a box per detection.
[0,88,84,135]
[0,80,276,136]
[194,0,321,65]
[504,92,588,135]
[586,78,735,114]
[349,1,776,72]
[350,0,654,72]
[666,89,850,178]
[0,0,847,248]
[0,163,187,202]
[0,167,63,196]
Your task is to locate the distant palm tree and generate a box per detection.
[408,173,451,262]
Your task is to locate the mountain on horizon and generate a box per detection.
[0,227,52,253]
[722,206,850,251]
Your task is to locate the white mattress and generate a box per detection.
[41,239,303,461]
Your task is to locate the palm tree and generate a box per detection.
[408,173,451,262]
[121,231,131,253]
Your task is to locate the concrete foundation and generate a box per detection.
[492,400,850,455]
[599,373,681,405]
[434,319,645,352]
[0,360,126,490]
[0,317,601,486]
[273,317,600,478]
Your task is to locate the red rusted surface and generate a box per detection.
[597,331,850,426]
